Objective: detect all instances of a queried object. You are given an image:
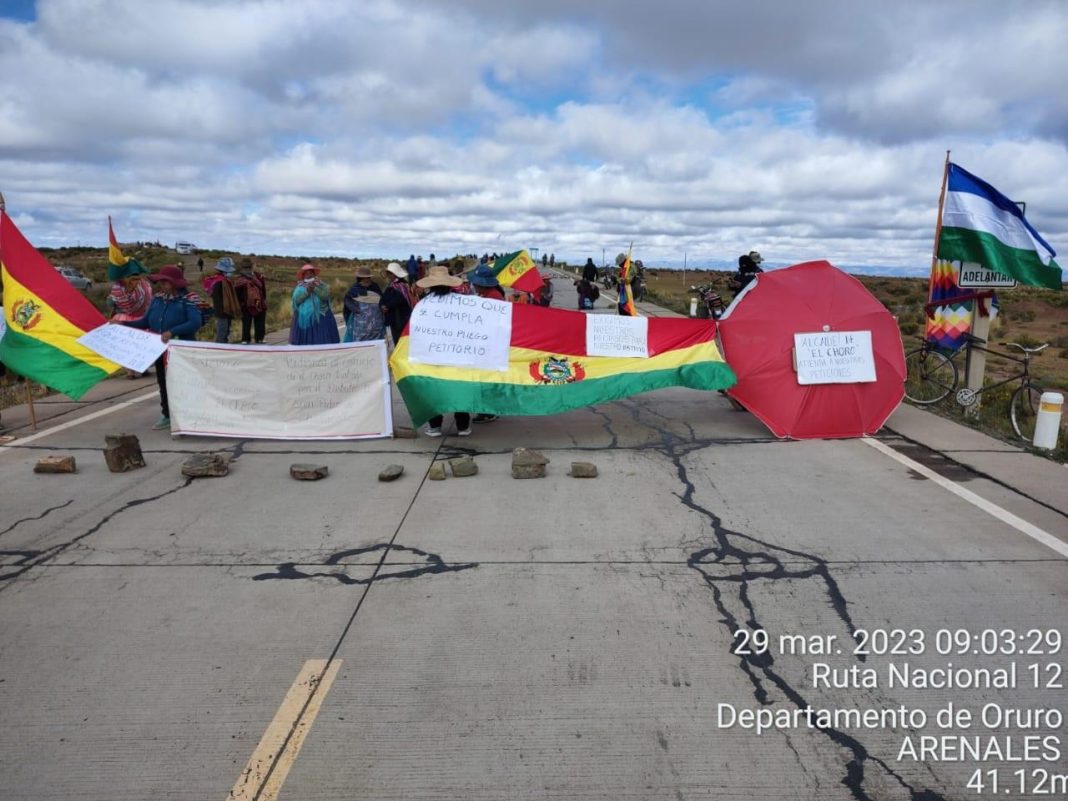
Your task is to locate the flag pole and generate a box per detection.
[927,151,950,304]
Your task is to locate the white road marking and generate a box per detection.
[862,437,1068,558]
[228,659,341,801]
[0,390,159,456]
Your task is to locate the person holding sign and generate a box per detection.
[106,257,153,378]
[414,266,472,437]
[124,265,203,430]
[289,264,340,345]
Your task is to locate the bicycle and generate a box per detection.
[903,334,1050,441]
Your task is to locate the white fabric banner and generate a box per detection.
[166,341,393,440]
[77,323,168,373]
[407,293,512,371]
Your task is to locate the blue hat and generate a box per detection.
[469,265,500,288]
[215,257,235,274]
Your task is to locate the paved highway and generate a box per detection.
[1,276,1065,800]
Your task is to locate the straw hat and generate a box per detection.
[416,265,462,288]
[386,262,407,280]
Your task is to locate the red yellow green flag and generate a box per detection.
[390,302,735,426]
[491,250,544,294]
[107,216,145,280]
[0,211,119,398]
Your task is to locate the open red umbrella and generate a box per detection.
[718,260,905,439]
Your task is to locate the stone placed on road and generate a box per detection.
[378,464,404,482]
[182,453,231,478]
[428,462,447,480]
[512,447,549,479]
[290,463,329,481]
[104,433,145,473]
[33,455,76,474]
[448,455,478,478]
[569,461,598,478]
[392,426,417,439]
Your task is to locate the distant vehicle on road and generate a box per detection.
[56,266,92,290]
[175,241,196,255]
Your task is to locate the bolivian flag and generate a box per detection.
[0,211,119,398]
[491,250,545,294]
[390,303,735,426]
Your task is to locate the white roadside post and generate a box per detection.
[1032,392,1064,450]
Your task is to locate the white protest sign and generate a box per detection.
[794,330,876,385]
[166,341,392,440]
[407,293,512,372]
[77,323,168,373]
[0,316,7,342]
[586,314,649,358]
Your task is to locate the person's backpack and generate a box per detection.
[241,276,267,316]
[219,278,243,319]
[588,283,600,301]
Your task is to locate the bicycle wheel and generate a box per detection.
[1010,383,1044,441]
[904,348,957,404]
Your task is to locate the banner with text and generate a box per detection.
[167,341,392,440]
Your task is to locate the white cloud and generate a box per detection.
[0,0,1064,274]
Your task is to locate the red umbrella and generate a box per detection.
[718,260,905,439]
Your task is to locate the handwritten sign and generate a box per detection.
[586,314,649,358]
[77,323,168,373]
[166,341,392,440]
[794,330,876,385]
[408,293,513,371]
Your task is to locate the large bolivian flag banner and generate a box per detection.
[0,211,119,398]
[390,302,736,427]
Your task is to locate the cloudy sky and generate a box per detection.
[1,0,1066,273]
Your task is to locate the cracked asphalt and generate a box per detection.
[1,277,1065,800]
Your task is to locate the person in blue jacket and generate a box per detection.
[125,265,203,430]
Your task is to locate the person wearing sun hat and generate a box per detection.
[123,265,204,429]
[234,257,268,344]
[412,265,472,437]
[380,261,415,345]
[289,263,340,345]
[342,264,384,342]
[467,264,506,301]
[202,256,240,343]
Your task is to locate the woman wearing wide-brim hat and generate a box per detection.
[123,265,204,430]
[412,266,471,437]
[289,263,340,345]
[380,261,415,345]
[342,264,384,342]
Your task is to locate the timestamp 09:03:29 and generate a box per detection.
[731,627,1063,658]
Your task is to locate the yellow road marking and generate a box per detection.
[228,659,341,801]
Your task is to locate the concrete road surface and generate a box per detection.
[1,275,1065,801]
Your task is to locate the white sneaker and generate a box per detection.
[424,425,442,437]
[457,427,472,437]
